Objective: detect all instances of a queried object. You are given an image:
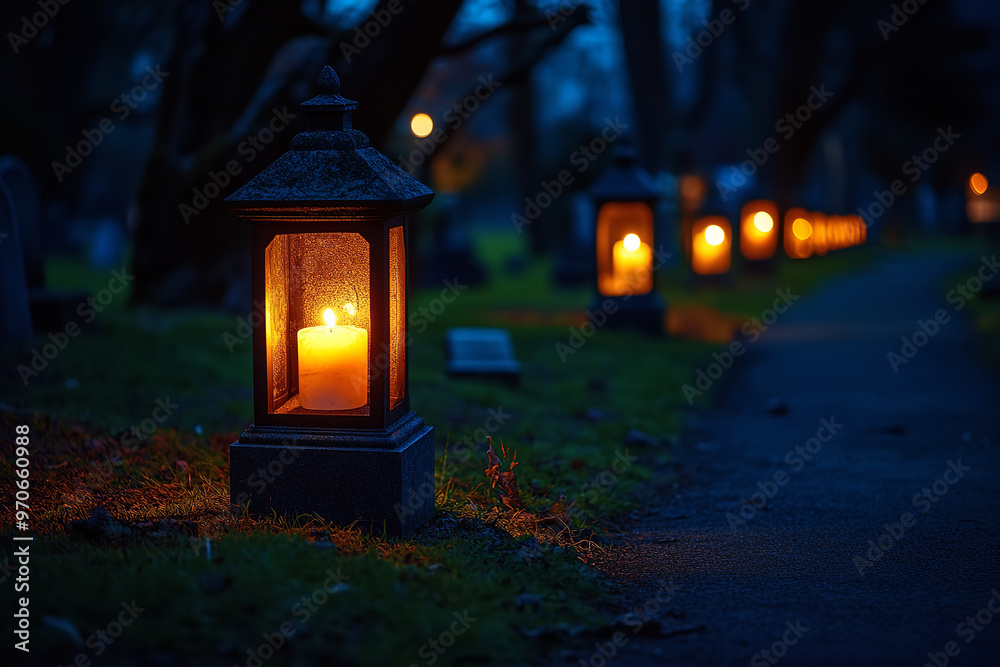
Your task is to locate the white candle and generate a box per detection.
[612,233,652,293]
[297,308,368,410]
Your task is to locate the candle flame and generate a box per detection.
[623,233,641,252]
[752,211,774,233]
[323,308,336,327]
[343,302,357,316]
[792,218,812,240]
[704,224,725,246]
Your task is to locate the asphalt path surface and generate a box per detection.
[586,252,1000,667]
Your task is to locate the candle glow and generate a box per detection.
[692,216,731,275]
[410,113,433,138]
[740,201,779,261]
[792,218,813,240]
[970,173,988,195]
[753,212,774,233]
[705,225,725,246]
[297,305,368,411]
[611,233,652,294]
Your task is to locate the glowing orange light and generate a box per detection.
[970,173,988,195]
[679,175,707,205]
[753,211,774,233]
[323,307,336,327]
[741,201,778,261]
[623,233,641,252]
[704,225,725,246]
[410,113,433,138]
[792,218,812,240]
[692,216,731,275]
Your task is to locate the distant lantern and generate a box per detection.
[691,215,732,275]
[970,173,989,196]
[589,146,665,333]
[784,208,813,259]
[225,67,435,536]
[966,173,1000,224]
[811,212,828,255]
[740,200,778,261]
[410,113,433,138]
[832,215,845,250]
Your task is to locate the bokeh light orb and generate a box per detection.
[753,211,774,233]
[792,218,813,240]
[410,113,433,138]
[704,224,725,246]
[970,173,989,195]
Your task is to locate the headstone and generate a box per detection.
[418,194,487,289]
[0,156,43,288]
[0,172,33,343]
[0,156,88,331]
[553,193,596,287]
[445,328,521,385]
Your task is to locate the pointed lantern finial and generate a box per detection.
[300,66,358,131]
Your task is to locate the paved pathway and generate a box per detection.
[591,252,1000,667]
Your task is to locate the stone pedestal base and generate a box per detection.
[590,292,666,335]
[230,413,434,536]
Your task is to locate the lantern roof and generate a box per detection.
[589,145,659,204]
[227,66,433,216]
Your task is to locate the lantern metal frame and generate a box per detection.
[225,67,435,535]
[588,147,666,335]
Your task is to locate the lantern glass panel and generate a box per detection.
[389,225,406,409]
[596,202,654,296]
[264,231,371,416]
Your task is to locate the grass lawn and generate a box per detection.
[1,231,889,666]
